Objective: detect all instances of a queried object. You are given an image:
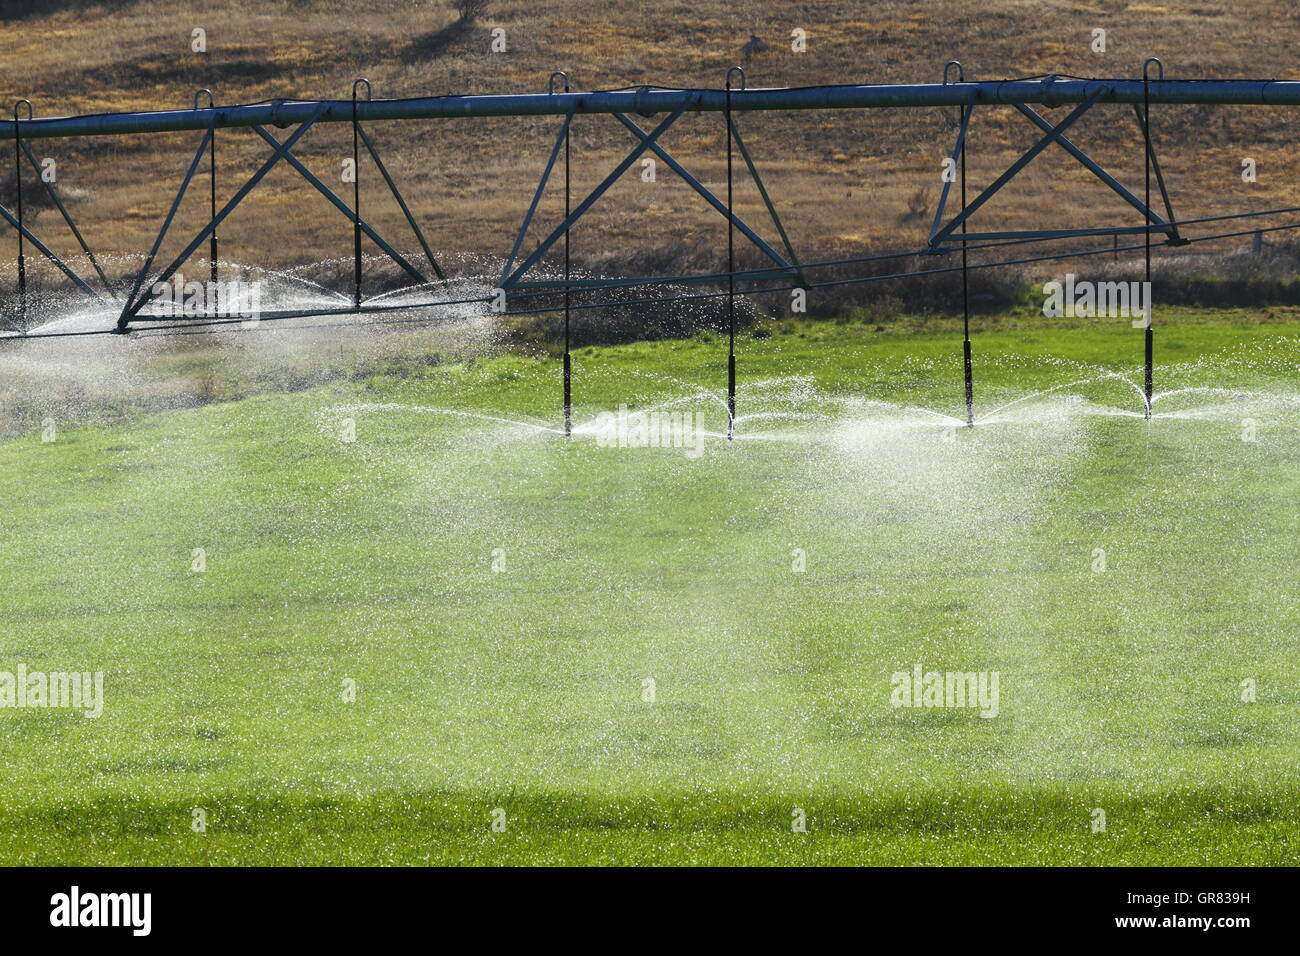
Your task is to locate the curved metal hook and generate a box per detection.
[726,66,746,92]
[548,71,570,94]
[943,60,965,84]
[193,88,214,110]
[13,98,33,122]
[1143,57,1164,82]
[352,77,372,102]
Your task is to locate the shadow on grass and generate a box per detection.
[0,0,132,20]
[401,18,473,63]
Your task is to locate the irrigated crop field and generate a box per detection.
[2,309,1297,864]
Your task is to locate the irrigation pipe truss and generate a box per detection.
[5,62,1300,428]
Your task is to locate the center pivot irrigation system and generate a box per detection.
[6,60,1300,430]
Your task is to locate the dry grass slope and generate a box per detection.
[2,0,1300,290]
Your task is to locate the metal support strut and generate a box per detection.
[944,63,974,427]
[12,100,31,327]
[118,105,324,328]
[116,123,215,329]
[1143,58,1161,420]
[549,72,573,437]
[113,85,448,331]
[500,98,693,290]
[725,67,743,441]
[352,79,370,309]
[17,138,112,297]
[196,90,218,284]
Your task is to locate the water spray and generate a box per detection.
[0,61,1260,426]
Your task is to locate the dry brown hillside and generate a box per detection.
[2,0,1300,290]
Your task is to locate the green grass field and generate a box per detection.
[2,309,1299,865]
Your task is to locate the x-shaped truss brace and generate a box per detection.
[500,97,805,292]
[927,89,1183,250]
[118,105,446,328]
[0,136,115,328]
